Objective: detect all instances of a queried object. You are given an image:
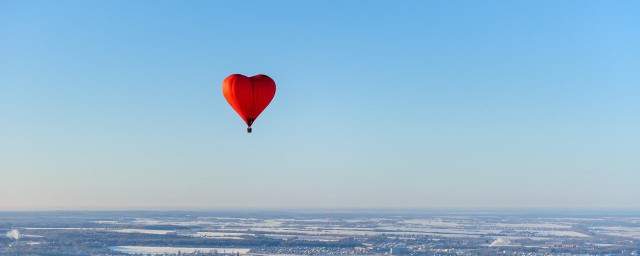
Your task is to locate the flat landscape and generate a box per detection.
[2,210,639,255]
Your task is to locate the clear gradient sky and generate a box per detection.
[1,1,639,210]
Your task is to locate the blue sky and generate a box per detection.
[1,1,639,209]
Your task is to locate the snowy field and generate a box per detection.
[109,246,251,255]
[3,211,638,255]
[111,229,176,235]
[596,226,640,239]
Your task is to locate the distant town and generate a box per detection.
[1,210,639,255]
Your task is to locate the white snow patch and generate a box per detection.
[495,223,571,229]
[535,231,589,237]
[489,238,519,247]
[6,229,20,240]
[109,246,250,255]
[111,229,176,235]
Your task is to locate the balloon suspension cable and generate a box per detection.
[247,127,252,133]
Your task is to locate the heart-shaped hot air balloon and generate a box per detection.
[222,74,276,133]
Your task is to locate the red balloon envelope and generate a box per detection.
[222,74,276,133]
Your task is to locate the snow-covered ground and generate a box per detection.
[494,223,571,229]
[489,238,520,247]
[109,246,250,255]
[596,226,640,239]
[187,231,251,239]
[110,229,176,235]
[534,230,589,237]
[131,218,214,226]
[23,227,104,230]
